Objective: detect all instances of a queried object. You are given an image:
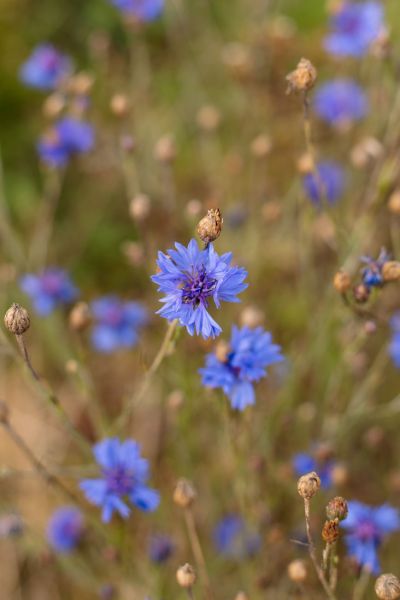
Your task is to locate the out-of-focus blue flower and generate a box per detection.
[341,501,400,574]
[148,533,174,563]
[303,161,345,205]
[361,248,390,288]
[47,507,84,553]
[313,79,368,126]
[38,117,95,167]
[110,0,164,21]
[20,44,71,90]
[389,314,400,368]
[199,326,283,410]
[20,268,78,316]
[90,296,148,353]
[293,452,334,489]
[324,2,384,58]
[80,437,159,523]
[151,239,248,340]
[213,514,261,559]
[0,513,24,538]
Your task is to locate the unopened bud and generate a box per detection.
[353,284,370,304]
[0,400,9,424]
[382,261,400,282]
[176,563,196,588]
[297,152,314,174]
[239,305,264,328]
[196,105,221,132]
[69,302,92,332]
[326,497,348,521]
[330,464,349,487]
[154,135,176,163]
[234,592,249,600]
[388,191,400,215]
[4,303,30,335]
[333,270,351,294]
[68,72,94,96]
[197,208,223,245]
[215,340,230,363]
[129,194,151,222]
[375,574,400,600]
[287,559,307,583]
[322,519,340,544]
[250,134,272,159]
[173,478,196,508]
[286,58,317,94]
[42,93,65,119]
[110,93,130,117]
[297,471,321,499]
[350,136,382,169]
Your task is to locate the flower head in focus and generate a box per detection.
[90,296,148,353]
[313,79,368,126]
[148,533,175,563]
[47,507,84,553]
[151,239,247,339]
[20,268,78,316]
[110,0,164,21]
[361,248,390,288]
[20,44,71,90]
[302,161,345,205]
[324,2,385,58]
[38,117,95,167]
[199,325,283,410]
[341,501,400,574]
[293,452,334,489]
[213,514,261,559]
[80,437,159,523]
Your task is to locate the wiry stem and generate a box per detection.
[183,507,213,600]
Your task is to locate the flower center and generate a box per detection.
[357,521,379,542]
[41,273,62,294]
[181,267,217,308]
[105,466,135,495]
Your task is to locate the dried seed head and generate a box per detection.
[326,497,348,521]
[239,305,264,329]
[353,283,370,304]
[154,135,176,163]
[297,152,314,174]
[69,302,92,332]
[176,563,196,588]
[388,191,400,215]
[110,93,130,117]
[173,478,197,508]
[121,241,145,267]
[68,72,94,96]
[186,199,203,217]
[287,559,307,583]
[197,208,223,245]
[129,194,151,222]
[234,592,249,600]
[297,471,321,499]
[215,340,231,363]
[4,303,30,335]
[0,400,9,424]
[350,136,383,169]
[222,43,252,79]
[375,574,400,600]
[42,93,65,119]
[250,134,272,159]
[382,261,400,282]
[333,270,351,294]
[286,58,317,94]
[262,201,282,224]
[330,463,349,487]
[322,519,340,544]
[196,105,221,132]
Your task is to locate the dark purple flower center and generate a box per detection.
[104,466,135,495]
[103,306,124,327]
[181,266,217,308]
[339,12,362,36]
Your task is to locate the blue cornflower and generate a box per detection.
[20,268,78,316]
[110,0,164,21]
[313,79,368,126]
[324,2,384,58]
[199,325,283,410]
[303,161,345,205]
[20,44,71,90]
[293,452,334,489]
[389,314,400,368]
[361,248,390,288]
[213,514,261,559]
[341,501,400,574]
[151,239,248,340]
[80,437,159,523]
[46,507,84,553]
[38,117,95,167]
[148,533,174,563]
[90,296,148,353]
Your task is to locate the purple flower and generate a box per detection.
[313,79,368,126]
[389,313,400,368]
[46,507,84,553]
[38,117,95,167]
[303,161,345,205]
[148,533,174,563]
[20,268,78,316]
[213,514,261,559]
[151,239,248,340]
[324,2,384,58]
[110,0,164,20]
[199,326,283,410]
[361,248,390,288]
[91,296,148,353]
[0,513,24,538]
[80,437,159,523]
[20,44,71,90]
[293,452,334,489]
[341,501,400,574]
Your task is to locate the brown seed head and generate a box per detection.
[382,261,400,283]
[333,270,351,294]
[250,134,272,159]
[154,135,176,163]
[42,93,65,119]
[4,303,30,335]
[286,58,317,94]
[173,478,196,508]
[239,305,264,328]
[68,72,95,96]
[287,559,307,583]
[375,574,400,600]
[297,471,321,499]
[197,208,223,245]
[234,592,249,600]
[129,194,151,222]
[322,518,340,544]
[176,563,196,588]
[353,283,370,304]
[215,340,231,363]
[110,93,130,117]
[388,191,400,215]
[196,105,221,132]
[326,496,348,521]
[69,302,92,332]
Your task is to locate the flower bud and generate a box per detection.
[239,305,264,328]
[4,303,30,335]
[353,283,370,304]
[69,302,92,332]
[0,400,9,424]
[42,93,65,119]
[286,58,317,94]
[297,152,314,174]
[375,574,400,600]
[382,261,400,282]
[333,270,351,294]
[68,72,94,96]
[173,478,197,508]
[129,194,151,222]
[176,563,196,588]
[287,559,307,583]
[234,592,249,600]
[388,191,400,215]
[326,497,348,521]
[110,93,130,117]
[297,471,321,499]
[322,519,340,544]
[196,105,221,132]
[197,208,223,245]
[250,134,272,159]
[154,135,176,163]
[215,340,230,363]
